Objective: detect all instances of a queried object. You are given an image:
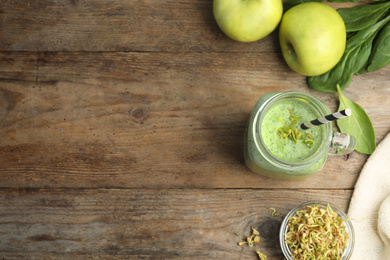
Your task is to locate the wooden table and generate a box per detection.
[1,0,389,259]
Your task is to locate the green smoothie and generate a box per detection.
[244,91,331,180]
[260,99,324,163]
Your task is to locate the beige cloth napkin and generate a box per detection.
[348,131,390,260]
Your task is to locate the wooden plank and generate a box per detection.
[0,52,37,82]
[0,188,353,259]
[1,51,389,189]
[0,0,273,52]
[0,0,372,52]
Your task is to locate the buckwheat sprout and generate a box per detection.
[285,203,350,260]
[276,108,314,149]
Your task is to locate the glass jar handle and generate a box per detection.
[328,132,356,155]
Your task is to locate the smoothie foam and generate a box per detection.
[260,99,324,163]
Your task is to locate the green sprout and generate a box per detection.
[238,227,268,259]
[276,109,314,149]
[269,207,280,216]
[285,203,350,260]
[256,250,267,260]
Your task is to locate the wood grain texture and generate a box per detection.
[0,0,272,52]
[1,51,389,189]
[0,0,373,52]
[0,188,352,259]
[0,0,389,258]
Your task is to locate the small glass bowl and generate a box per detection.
[279,201,355,260]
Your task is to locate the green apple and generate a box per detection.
[279,2,346,76]
[213,0,283,42]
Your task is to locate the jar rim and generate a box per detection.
[253,91,332,169]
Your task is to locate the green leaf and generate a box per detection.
[367,21,390,72]
[308,14,390,92]
[338,1,390,32]
[336,85,376,154]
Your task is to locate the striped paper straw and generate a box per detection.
[300,109,352,130]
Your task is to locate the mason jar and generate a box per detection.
[244,91,356,180]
